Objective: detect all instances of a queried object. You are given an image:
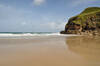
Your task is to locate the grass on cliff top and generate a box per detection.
[81,7,100,14]
[69,7,100,25]
[79,7,100,16]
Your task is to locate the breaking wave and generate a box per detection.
[0,32,78,38]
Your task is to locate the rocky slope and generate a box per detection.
[60,7,100,35]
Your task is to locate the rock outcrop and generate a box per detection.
[60,7,100,35]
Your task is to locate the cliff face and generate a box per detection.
[61,7,100,35]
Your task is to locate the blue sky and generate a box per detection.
[0,0,100,32]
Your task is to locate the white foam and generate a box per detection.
[0,33,78,37]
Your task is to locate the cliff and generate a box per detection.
[60,7,100,35]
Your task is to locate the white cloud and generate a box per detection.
[0,3,66,32]
[21,22,27,26]
[40,22,66,31]
[33,0,46,6]
[0,4,3,8]
[0,4,37,32]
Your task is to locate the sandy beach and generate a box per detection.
[0,0,100,66]
[0,36,100,66]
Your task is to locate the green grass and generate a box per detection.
[81,7,100,14]
[68,7,100,26]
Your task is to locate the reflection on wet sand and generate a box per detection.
[0,37,86,66]
[66,36,100,66]
[0,36,100,66]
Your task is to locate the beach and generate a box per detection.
[0,0,100,66]
[0,34,100,66]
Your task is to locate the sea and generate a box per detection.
[0,32,76,39]
[0,32,60,36]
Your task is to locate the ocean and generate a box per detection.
[0,32,77,39]
[0,32,60,36]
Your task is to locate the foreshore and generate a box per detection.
[0,36,100,66]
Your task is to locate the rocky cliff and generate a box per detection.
[60,7,100,35]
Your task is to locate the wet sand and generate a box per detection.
[0,36,100,66]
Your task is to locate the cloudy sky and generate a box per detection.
[0,0,100,32]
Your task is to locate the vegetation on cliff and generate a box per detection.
[61,7,100,35]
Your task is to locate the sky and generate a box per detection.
[0,0,100,32]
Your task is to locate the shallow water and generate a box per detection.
[0,36,100,66]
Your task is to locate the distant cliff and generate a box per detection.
[60,7,100,35]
